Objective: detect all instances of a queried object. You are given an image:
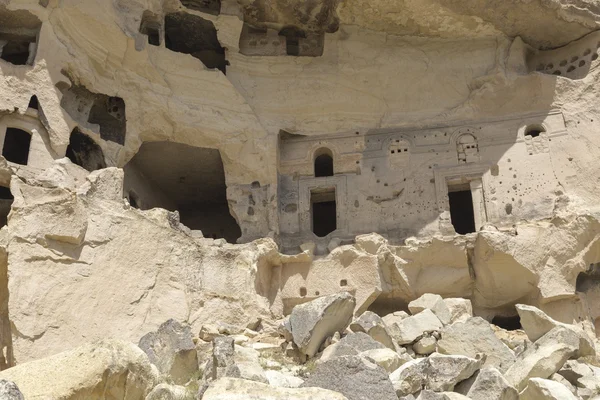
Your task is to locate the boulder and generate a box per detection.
[393,309,443,345]
[550,373,577,394]
[302,355,397,400]
[382,311,410,330]
[278,318,293,342]
[454,366,518,400]
[204,337,241,382]
[265,370,304,388]
[408,294,452,325]
[0,380,24,400]
[349,311,395,348]
[289,293,356,358]
[443,298,473,323]
[145,383,194,400]
[503,326,579,390]
[413,335,437,355]
[516,304,595,357]
[390,358,429,397]
[557,359,596,386]
[319,332,385,362]
[437,317,515,371]
[520,377,579,400]
[0,339,158,399]
[199,324,221,342]
[203,377,349,399]
[390,353,482,395]
[138,319,198,385]
[360,348,405,372]
[426,353,483,392]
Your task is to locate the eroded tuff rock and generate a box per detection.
[0,339,158,399]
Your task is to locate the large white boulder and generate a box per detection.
[408,294,452,325]
[289,293,356,358]
[390,358,429,397]
[519,377,579,400]
[454,366,518,400]
[349,311,395,348]
[360,347,406,372]
[203,377,349,399]
[503,326,579,390]
[393,309,443,345]
[319,332,385,363]
[443,298,473,324]
[426,353,483,392]
[516,304,596,357]
[0,339,158,399]
[390,353,482,395]
[437,317,515,371]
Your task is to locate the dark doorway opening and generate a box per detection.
[0,40,31,65]
[140,11,161,46]
[311,188,336,237]
[181,0,221,15]
[525,125,545,138]
[314,148,334,177]
[492,315,522,331]
[448,185,476,234]
[27,95,38,110]
[123,142,241,243]
[0,186,13,227]
[65,128,106,172]
[88,96,127,145]
[2,128,31,165]
[279,26,305,56]
[0,8,41,66]
[164,12,228,74]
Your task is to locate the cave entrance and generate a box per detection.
[492,315,522,331]
[140,11,161,46]
[279,26,305,56]
[59,84,127,145]
[0,186,13,227]
[2,128,31,165]
[448,183,476,234]
[0,8,41,66]
[311,187,336,237]
[65,128,106,172]
[123,142,241,243]
[164,12,227,74]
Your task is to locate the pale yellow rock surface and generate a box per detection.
[202,377,349,400]
[0,339,158,400]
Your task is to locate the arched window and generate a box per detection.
[525,125,545,138]
[314,148,333,177]
[3,128,31,165]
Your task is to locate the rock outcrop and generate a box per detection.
[0,340,158,399]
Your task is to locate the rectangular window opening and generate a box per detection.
[448,183,476,234]
[311,187,337,237]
